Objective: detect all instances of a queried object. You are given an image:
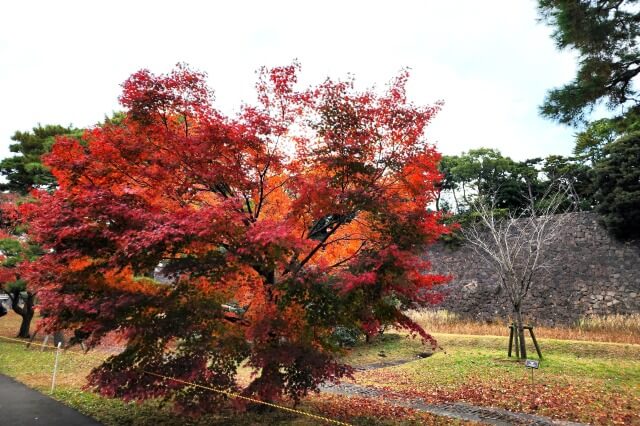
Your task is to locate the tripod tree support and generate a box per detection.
[508,323,542,359]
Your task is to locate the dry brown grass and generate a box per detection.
[3,307,638,349]
[407,309,640,345]
[0,309,23,337]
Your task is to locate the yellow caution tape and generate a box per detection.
[144,371,352,425]
[0,334,352,425]
[0,334,56,347]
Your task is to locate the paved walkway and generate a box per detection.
[0,374,102,425]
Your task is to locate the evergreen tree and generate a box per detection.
[593,132,640,239]
[538,0,640,125]
[0,124,81,194]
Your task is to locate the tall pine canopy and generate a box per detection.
[538,0,640,125]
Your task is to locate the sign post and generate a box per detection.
[525,359,539,385]
[51,341,62,393]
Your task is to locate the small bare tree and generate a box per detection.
[462,182,575,358]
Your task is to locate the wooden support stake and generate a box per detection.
[508,324,514,357]
[528,327,543,359]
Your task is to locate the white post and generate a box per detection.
[50,341,62,393]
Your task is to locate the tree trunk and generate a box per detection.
[461,182,468,206]
[17,313,33,338]
[245,362,282,407]
[452,189,460,213]
[526,180,535,212]
[514,306,527,359]
[11,290,35,338]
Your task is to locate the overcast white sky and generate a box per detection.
[0,0,579,162]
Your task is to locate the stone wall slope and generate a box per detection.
[427,212,640,325]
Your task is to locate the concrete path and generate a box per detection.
[0,374,102,425]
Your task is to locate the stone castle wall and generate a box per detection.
[427,212,640,325]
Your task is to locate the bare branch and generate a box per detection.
[461,180,576,314]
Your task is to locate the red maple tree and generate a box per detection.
[22,63,449,410]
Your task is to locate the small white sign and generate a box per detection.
[525,359,540,369]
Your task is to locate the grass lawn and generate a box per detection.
[0,315,444,425]
[0,311,638,425]
[351,332,640,425]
